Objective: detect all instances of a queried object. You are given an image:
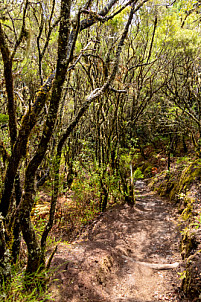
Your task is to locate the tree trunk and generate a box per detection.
[0,215,11,285]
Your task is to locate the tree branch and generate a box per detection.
[0,22,17,147]
[11,0,29,60]
[41,2,138,249]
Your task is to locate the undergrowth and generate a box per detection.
[0,264,53,302]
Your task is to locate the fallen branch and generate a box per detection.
[122,255,180,270]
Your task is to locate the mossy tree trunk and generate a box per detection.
[0,214,11,285]
[0,11,25,281]
[19,0,72,275]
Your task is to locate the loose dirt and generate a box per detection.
[49,180,190,302]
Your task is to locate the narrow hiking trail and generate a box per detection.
[49,180,187,302]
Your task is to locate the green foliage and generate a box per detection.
[133,167,144,180]
[167,28,200,55]
[69,164,101,222]
[178,270,187,280]
[176,157,191,164]
[120,153,131,170]
[120,147,136,169]
[0,264,51,302]
[191,214,201,230]
[0,114,9,124]
[107,6,130,30]
[72,159,122,214]
[152,0,200,57]
[31,201,57,249]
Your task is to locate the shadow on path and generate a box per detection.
[49,180,183,302]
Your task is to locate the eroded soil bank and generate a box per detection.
[49,180,189,302]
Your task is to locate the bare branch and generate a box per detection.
[67,41,93,71]
[11,0,29,60]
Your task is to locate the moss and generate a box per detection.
[0,114,9,124]
[137,161,154,178]
[169,186,177,200]
[159,181,176,197]
[150,159,201,202]
[151,169,176,197]
[177,160,201,194]
[181,200,193,220]
[149,170,168,193]
[178,193,195,214]
[182,268,191,296]
[182,250,201,299]
[180,228,196,259]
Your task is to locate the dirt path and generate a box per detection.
[49,180,188,302]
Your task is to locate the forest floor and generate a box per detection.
[48,180,190,302]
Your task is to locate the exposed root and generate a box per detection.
[122,255,180,270]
